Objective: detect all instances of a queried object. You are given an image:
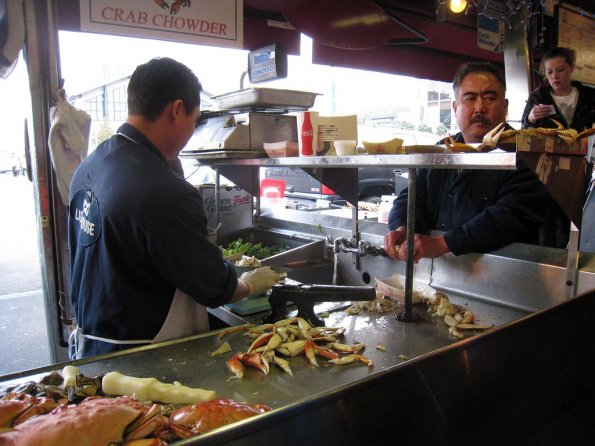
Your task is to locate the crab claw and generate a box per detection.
[304,340,318,366]
[226,353,246,379]
[272,355,293,377]
[247,332,274,353]
[242,352,270,375]
[276,340,306,357]
[329,354,374,367]
[312,343,339,360]
[481,121,506,148]
[328,342,365,354]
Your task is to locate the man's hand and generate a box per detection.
[240,267,283,297]
[384,227,450,262]
[383,227,407,259]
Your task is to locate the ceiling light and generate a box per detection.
[449,0,468,14]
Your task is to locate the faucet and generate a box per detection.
[333,237,358,255]
[332,237,386,257]
[358,240,387,257]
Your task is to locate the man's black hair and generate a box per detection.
[452,61,506,96]
[127,57,202,121]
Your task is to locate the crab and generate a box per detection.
[0,394,64,430]
[0,394,271,446]
[0,395,168,446]
[170,398,270,434]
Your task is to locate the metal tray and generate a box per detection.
[211,88,319,110]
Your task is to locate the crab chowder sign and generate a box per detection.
[80,0,243,48]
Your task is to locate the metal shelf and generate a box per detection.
[182,152,518,170]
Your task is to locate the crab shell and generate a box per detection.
[170,398,270,434]
[0,396,151,446]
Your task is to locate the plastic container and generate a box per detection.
[363,138,404,154]
[334,139,357,156]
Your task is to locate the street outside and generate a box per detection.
[0,171,51,376]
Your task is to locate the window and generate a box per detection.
[107,85,127,121]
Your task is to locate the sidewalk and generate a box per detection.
[0,290,50,375]
[0,173,51,376]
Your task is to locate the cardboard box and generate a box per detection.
[197,184,253,239]
[516,133,586,155]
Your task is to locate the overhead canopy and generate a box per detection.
[54,0,594,83]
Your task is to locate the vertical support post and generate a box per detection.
[503,7,531,125]
[214,168,221,229]
[565,222,579,299]
[396,168,419,322]
[352,206,360,270]
[23,0,69,362]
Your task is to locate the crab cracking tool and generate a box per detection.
[262,283,376,327]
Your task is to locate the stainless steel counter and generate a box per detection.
[2,290,594,445]
[1,296,504,403]
[3,219,595,444]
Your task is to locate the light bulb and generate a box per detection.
[449,0,468,13]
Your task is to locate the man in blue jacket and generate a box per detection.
[68,57,280,358]
[383,61,551,262]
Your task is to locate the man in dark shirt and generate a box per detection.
[69,57,280,358]
[383,61,551,262]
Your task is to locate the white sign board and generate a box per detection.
[80,0,243,49]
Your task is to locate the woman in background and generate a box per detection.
[522,47,595,248]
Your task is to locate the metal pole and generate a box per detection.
[23,0,68,362]
[565,222,579,299]
[396,167,418,322]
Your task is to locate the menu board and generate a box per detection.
[557,7,595,86]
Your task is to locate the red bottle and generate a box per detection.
[300,112,314,156]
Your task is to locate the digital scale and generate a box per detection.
[181,44,319,155]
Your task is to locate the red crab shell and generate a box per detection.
[170,398,271,434]
[0,396,146,446]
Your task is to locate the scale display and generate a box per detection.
[248,44,288,83]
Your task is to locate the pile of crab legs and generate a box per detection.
[219,316,373,379]
[444,120,595,153]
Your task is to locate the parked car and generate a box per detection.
[263,166,408,206]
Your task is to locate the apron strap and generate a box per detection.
[68,289,208,359]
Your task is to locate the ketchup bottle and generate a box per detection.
[300,112,314,156]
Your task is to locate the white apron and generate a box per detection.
[69,289,209,359]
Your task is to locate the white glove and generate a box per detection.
[240,267,282,297]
